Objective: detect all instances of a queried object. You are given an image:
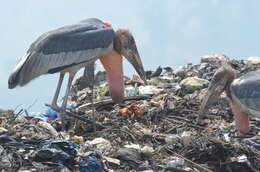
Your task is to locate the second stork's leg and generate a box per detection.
[84,62,96,131]
[60,72,75,130]
[51,73,65,108]
[83,61,95,88]
[230,102,251,134]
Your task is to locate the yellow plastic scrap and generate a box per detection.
[154,93,168,100]
[0,127,8,133]
[150,93,167,106]
[71,136,84,144]
[0,117,6,123]
[97,86,108,97]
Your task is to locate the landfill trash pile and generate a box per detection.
[1,54,260,172]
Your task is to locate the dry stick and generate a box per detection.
[14,104,22,112]
[9,109,24,123]
[110,129,137,141]
[165,147,213,172]
[168,115,192,123]
[77,95,151,111]
[163,167,189,172]
[26,99,38,111]
[165,124,183,133]
[45,104,106,129]
[166,117,205,130]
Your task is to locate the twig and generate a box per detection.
[187,123,205,130]
[109,129,137,141]
[45,104,106,129]
[165,124,182,133]
[168,115,191,123]
[163,167,189,172]
[9,109,24,123]
[165,147,213,172]
[166,117,205,130]
[77,95,151,111]
[14,104,22,112]
[26,99,38,110]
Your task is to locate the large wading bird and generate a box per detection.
[8,18,146,119]
[198,64,260,135]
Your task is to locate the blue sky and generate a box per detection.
[1,0,260,111]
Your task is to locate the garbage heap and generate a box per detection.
[1,54,260,172]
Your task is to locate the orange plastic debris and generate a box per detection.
[150,93,167,107]
[153,93,168,100]
[129,103,144,115]
[117,103,145,116]
[150,99,162,107]
[117,108,132,116]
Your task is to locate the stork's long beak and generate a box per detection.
[100,29,147,104]
[123,47,147,84]
[118,30,147,84]
[198,84,224,121]
[198,67,230,122]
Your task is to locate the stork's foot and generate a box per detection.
[51,118,70,132]
[52,109,70,131]
[45,104,70,131]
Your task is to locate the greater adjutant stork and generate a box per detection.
[8,18,146,117]
[198,64,260,135]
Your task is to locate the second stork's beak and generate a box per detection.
[199,85,224,116]
[116,29,147,84]
[198,67,229,121]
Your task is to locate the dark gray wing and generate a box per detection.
[231,71,260,111]
[29,18,112,54]
[9,19,115,88]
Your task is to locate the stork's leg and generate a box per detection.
[84,63,96,131]
[59,72,75,130]
[51,73,65,108]
[61,73,75,111]
[230,102,251,134]
[83,61,95,85]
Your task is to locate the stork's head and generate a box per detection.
[114,29,147,84]
[99,28,146,104]
[199,64,236,119]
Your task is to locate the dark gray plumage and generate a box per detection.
[9,18,114,88]
[8,18,147,131]
[199,64,260,135]
[231,71,260,114]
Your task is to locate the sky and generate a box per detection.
[1,0,260,111]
